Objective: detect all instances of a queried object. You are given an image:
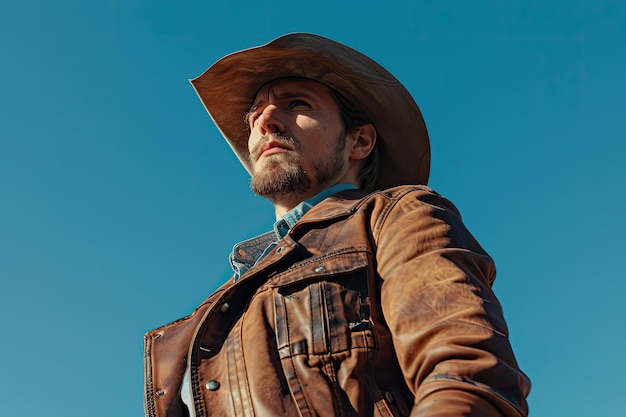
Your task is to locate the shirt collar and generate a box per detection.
[230,183,358,279]
[274,183,358,239]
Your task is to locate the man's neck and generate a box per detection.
[272,187,324,219]
[272,183,359,219]
[273,198,305,219]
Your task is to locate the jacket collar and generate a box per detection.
[289,188,368,237]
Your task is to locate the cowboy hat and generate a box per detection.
[191,33,430,188]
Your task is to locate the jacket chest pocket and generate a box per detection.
[274,281,373,357]
[268,252,392,416]
[271,265,380,416]
[272,262,375,359]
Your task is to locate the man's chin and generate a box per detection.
[253,152,293,166]
[250,165,311,201]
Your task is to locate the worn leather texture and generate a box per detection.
[144,186,530,417]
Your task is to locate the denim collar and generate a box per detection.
[230,184,358,280]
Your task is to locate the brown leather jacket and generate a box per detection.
[144,186,530,417]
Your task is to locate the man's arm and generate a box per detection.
[375,188,530,417]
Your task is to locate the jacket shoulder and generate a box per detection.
[370,185,461,217]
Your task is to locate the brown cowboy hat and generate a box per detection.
[191,33,430,188]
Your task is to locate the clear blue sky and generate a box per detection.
[1,1,624,416]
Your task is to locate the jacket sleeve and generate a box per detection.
[374,188,530,417]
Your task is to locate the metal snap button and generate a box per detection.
[156,389,165,396]
[206,380,220,391]
[313,264,325,273]
[384,391,395,403]
[220,303,230,313]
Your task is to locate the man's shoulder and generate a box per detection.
[312,184,458,223]
[373,184,439,199]
[372,185,462,217]
[332,184,438,202]
[347,184,448,210]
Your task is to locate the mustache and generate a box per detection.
[250,133,299,159]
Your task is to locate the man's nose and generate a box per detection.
[257,105,285,135]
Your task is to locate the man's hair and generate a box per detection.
[331,90,380,193]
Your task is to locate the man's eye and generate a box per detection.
[290,100,310,109]
[247,111,259,126]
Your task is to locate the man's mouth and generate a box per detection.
[253,135,297,161]
[259,142,290,157]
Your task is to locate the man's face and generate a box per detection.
[246,78,350,203]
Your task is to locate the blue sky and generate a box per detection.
[1,1,624,416]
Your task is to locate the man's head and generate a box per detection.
[191,33,430,194]
[246,78,377,207]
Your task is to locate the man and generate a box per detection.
[144,33,530,417]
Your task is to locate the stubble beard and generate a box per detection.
[249,132,346,203]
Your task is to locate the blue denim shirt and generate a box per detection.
[229,183,358,281]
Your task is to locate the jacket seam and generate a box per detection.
[371,187,423,243]
[144,335,156,417]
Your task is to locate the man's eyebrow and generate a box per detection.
[249,91,316,111]
[275,91,315,100]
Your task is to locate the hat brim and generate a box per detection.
[191,33,430,189]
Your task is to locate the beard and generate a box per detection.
[249,132,346,202]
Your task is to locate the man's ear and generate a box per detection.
[349,124,377,161]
